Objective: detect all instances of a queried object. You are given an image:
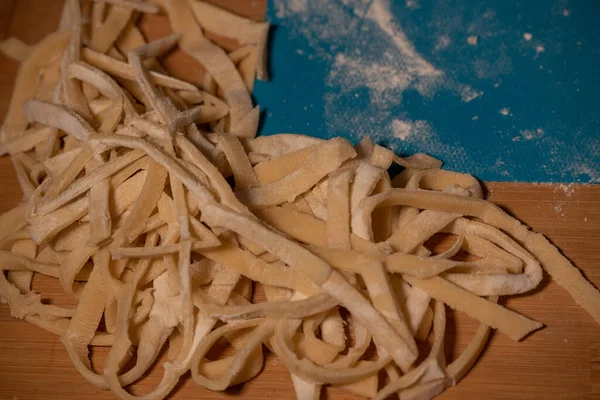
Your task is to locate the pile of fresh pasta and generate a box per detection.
[0,0,598,399]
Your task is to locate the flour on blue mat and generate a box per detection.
[270,0,600,183]
[273,0,477,162]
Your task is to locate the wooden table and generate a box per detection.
[0,1,599,399]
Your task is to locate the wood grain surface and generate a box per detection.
[0,1,599,399]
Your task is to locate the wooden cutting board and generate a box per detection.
[0,1,598,399]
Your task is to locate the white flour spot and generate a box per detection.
[512,136,520,142]
[387,119,470,160]
[460,85,483,102]
[564,338,569,343]
[555,183,575,197]
[365,0,442,79]
[564,163,600,183]
[275,0,307,18]
[467,36,478,45]
[563,9,571,17]
[520,128,544,140]
[554,204,562,213]
[406,0,420,10]
[392,119,413,140]
[523,33,532,41]
[490,158,510,177]
[472,116,479,120]
[434,35,451,51]
[535,44,545,55]
[330,53,413,101]
[536,134,600,184]
[584,217,588,222]
[499,107,510,116]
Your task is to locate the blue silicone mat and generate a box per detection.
[253,0,600,183]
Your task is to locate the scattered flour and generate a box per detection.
[406,0,420,10]
[365,0,442,79]
[272,0,599,182]
[434,35,451,51]
[564,162,600,183]
[275,0,307,18]
[535,44,546,55]
[552,183,576,218]
[330,53,415,103]
[391,119,440,143]
[555,183,575,197]
[275,0,445,104]
[460,85,483,102]
[386,118,471,163]
[520,128,544,140]
[392,119,414,140]
[490,158,510,177]
[537,135,600,184]
[274,0,485,166]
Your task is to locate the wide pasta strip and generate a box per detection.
[405,275,542,341]
[60,249,111,388]
[194,290,336,321]
[164,0,256,138]
[327,170,353,250]
[1,31,71,142]
[446,296,498,383]
[38,149,144,215]
[0,37,32,62]
[24,99,95,142]
[256,206,383,253]
[200,245,318,294]
[237,138,356,208]
[217,135,257,190]
[81,48,198,91]
[188,0,270,79]
[89,5,133,54]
